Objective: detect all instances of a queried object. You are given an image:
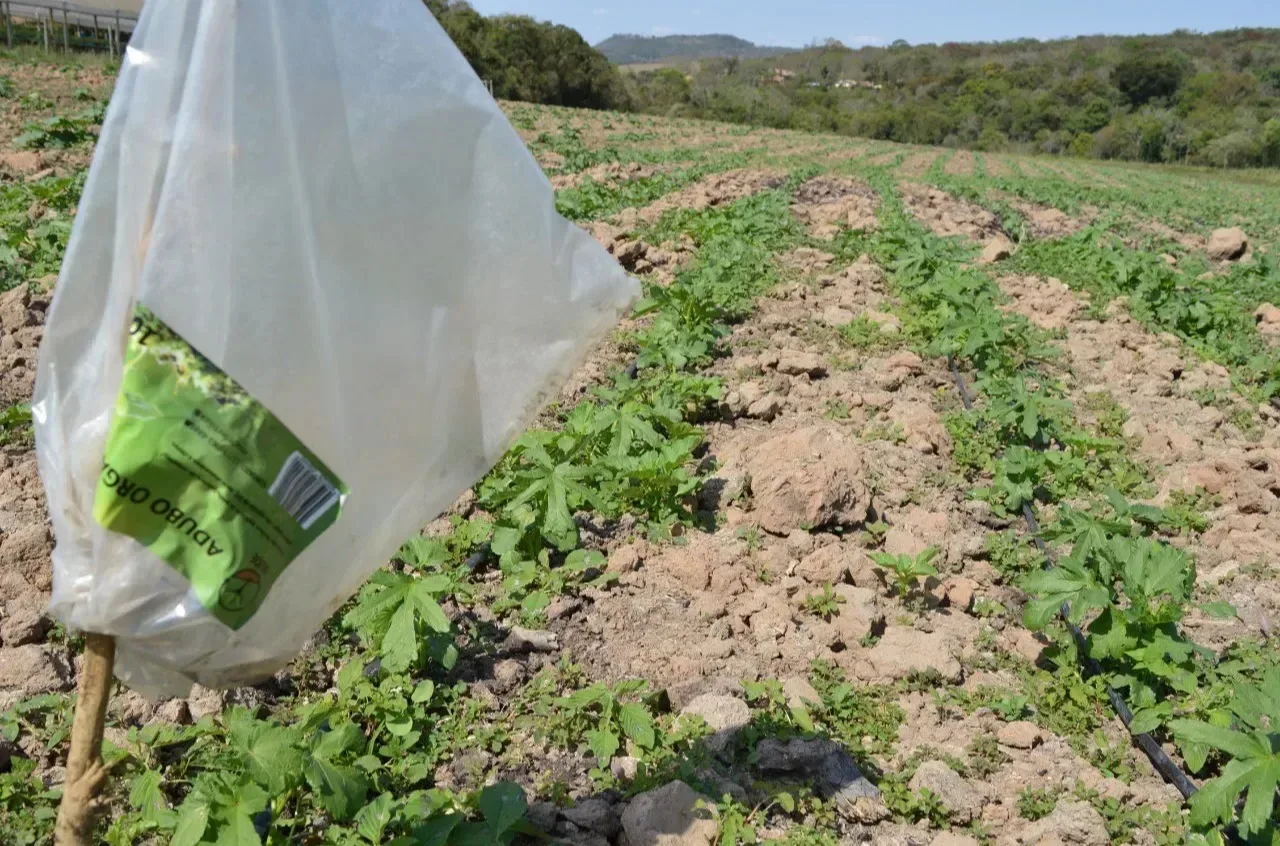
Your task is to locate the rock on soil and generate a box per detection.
[907,760,984,823]
[979,234,1014,265]
[0,644,71,697]
[865,627,963,683]
[1206,227,1248,262]
[1014,800,1109,846]
[745,426,869,534]
[561,796,622,838]
[996,720,1042,749]
[1255,303,1280,336]
[620,781,718,846]
[679,694,750,757]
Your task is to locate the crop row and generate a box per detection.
[844,160,1280,842]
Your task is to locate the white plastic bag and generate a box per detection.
[33,0,637,697]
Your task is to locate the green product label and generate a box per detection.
[93,305,347,630]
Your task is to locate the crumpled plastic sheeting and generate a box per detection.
[33,0,637,697]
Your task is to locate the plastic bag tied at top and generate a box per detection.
[32,0,638,697]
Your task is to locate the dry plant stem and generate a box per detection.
[54,633,116,846]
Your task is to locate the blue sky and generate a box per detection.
[465,0,1280,49]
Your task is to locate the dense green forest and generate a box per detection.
[425,0,627,109]
[425,1,1280,169]
[595,34,796,64]
[625,30,1280,167]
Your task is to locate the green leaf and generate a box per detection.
[409,581,452,633]
[1197,601,1237,619]
[1128,706,1168,735]
[304,756,369,821]
[587,728,620,764]
[381,600,419,674]
[214,812,262,846]
[356,792,394,843]
[479,782,528,838]
[1170,720,1268,761]
[128,768,171,826]
[618,702,656,749]
[228,719,303,795]
[312,722,365,760]
[412,680,436,704]
[170,798,210,846]
[413,813,465,846]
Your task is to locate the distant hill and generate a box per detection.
[595,33,798,65]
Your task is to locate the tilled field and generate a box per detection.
[2,60,1280,846]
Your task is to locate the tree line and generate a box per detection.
[425,0,628,110]
[625,30,1280,168]
[426,2,1280,169]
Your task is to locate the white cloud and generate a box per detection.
[652,25,674,36]
[592,7,608,16]
[849,34,888,46]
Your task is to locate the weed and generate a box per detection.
[1017,786,1060,821]
[870,547,939,605]
[803,584,845,621]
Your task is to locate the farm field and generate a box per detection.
[2,53,1280,846]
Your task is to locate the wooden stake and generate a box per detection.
[54,634,115,846]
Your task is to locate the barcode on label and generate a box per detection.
[268,451,340,531]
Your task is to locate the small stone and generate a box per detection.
[1207,227,1248,262]
[0,284,31,333]
[943,577,978,613]
[608,543,644,574]
[503,627,559,653]
[747,394,784,421]
[611,755,641,781]
[546,596,582,622]
[620,781,718,846]
[907,760,984,823]
[561,796,621,838]
[979,234,1014,264]
[155,699,192,725]
[681,694,750,757]
[0,645,71,695]
[781,676,822,711]
[1015,801,1109,846]
[776,350,828,377]
[527,801,559,833]
[0,597,49,646]
[867,628,962,683]
[186,685,226,721]
[0,151,40,175]
[492,658,526,690]
[997,720,1043,749]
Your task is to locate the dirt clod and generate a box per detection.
[745,427,869,534]
[1207,227,1248,262]
[907,759,984,823]
[620,781,718,846]
[1014,800,1109,846]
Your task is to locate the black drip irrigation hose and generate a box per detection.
[946,356,1200,802]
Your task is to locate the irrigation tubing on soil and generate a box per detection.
[946,356,1200,802]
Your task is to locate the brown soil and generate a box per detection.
[897,151,939,178]
[614,168,788,228]
[899,182,1005,245]
[790,176,881,238]
[996,274,1280,646]
[984,156,1013,177]
[944,151,976,176]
